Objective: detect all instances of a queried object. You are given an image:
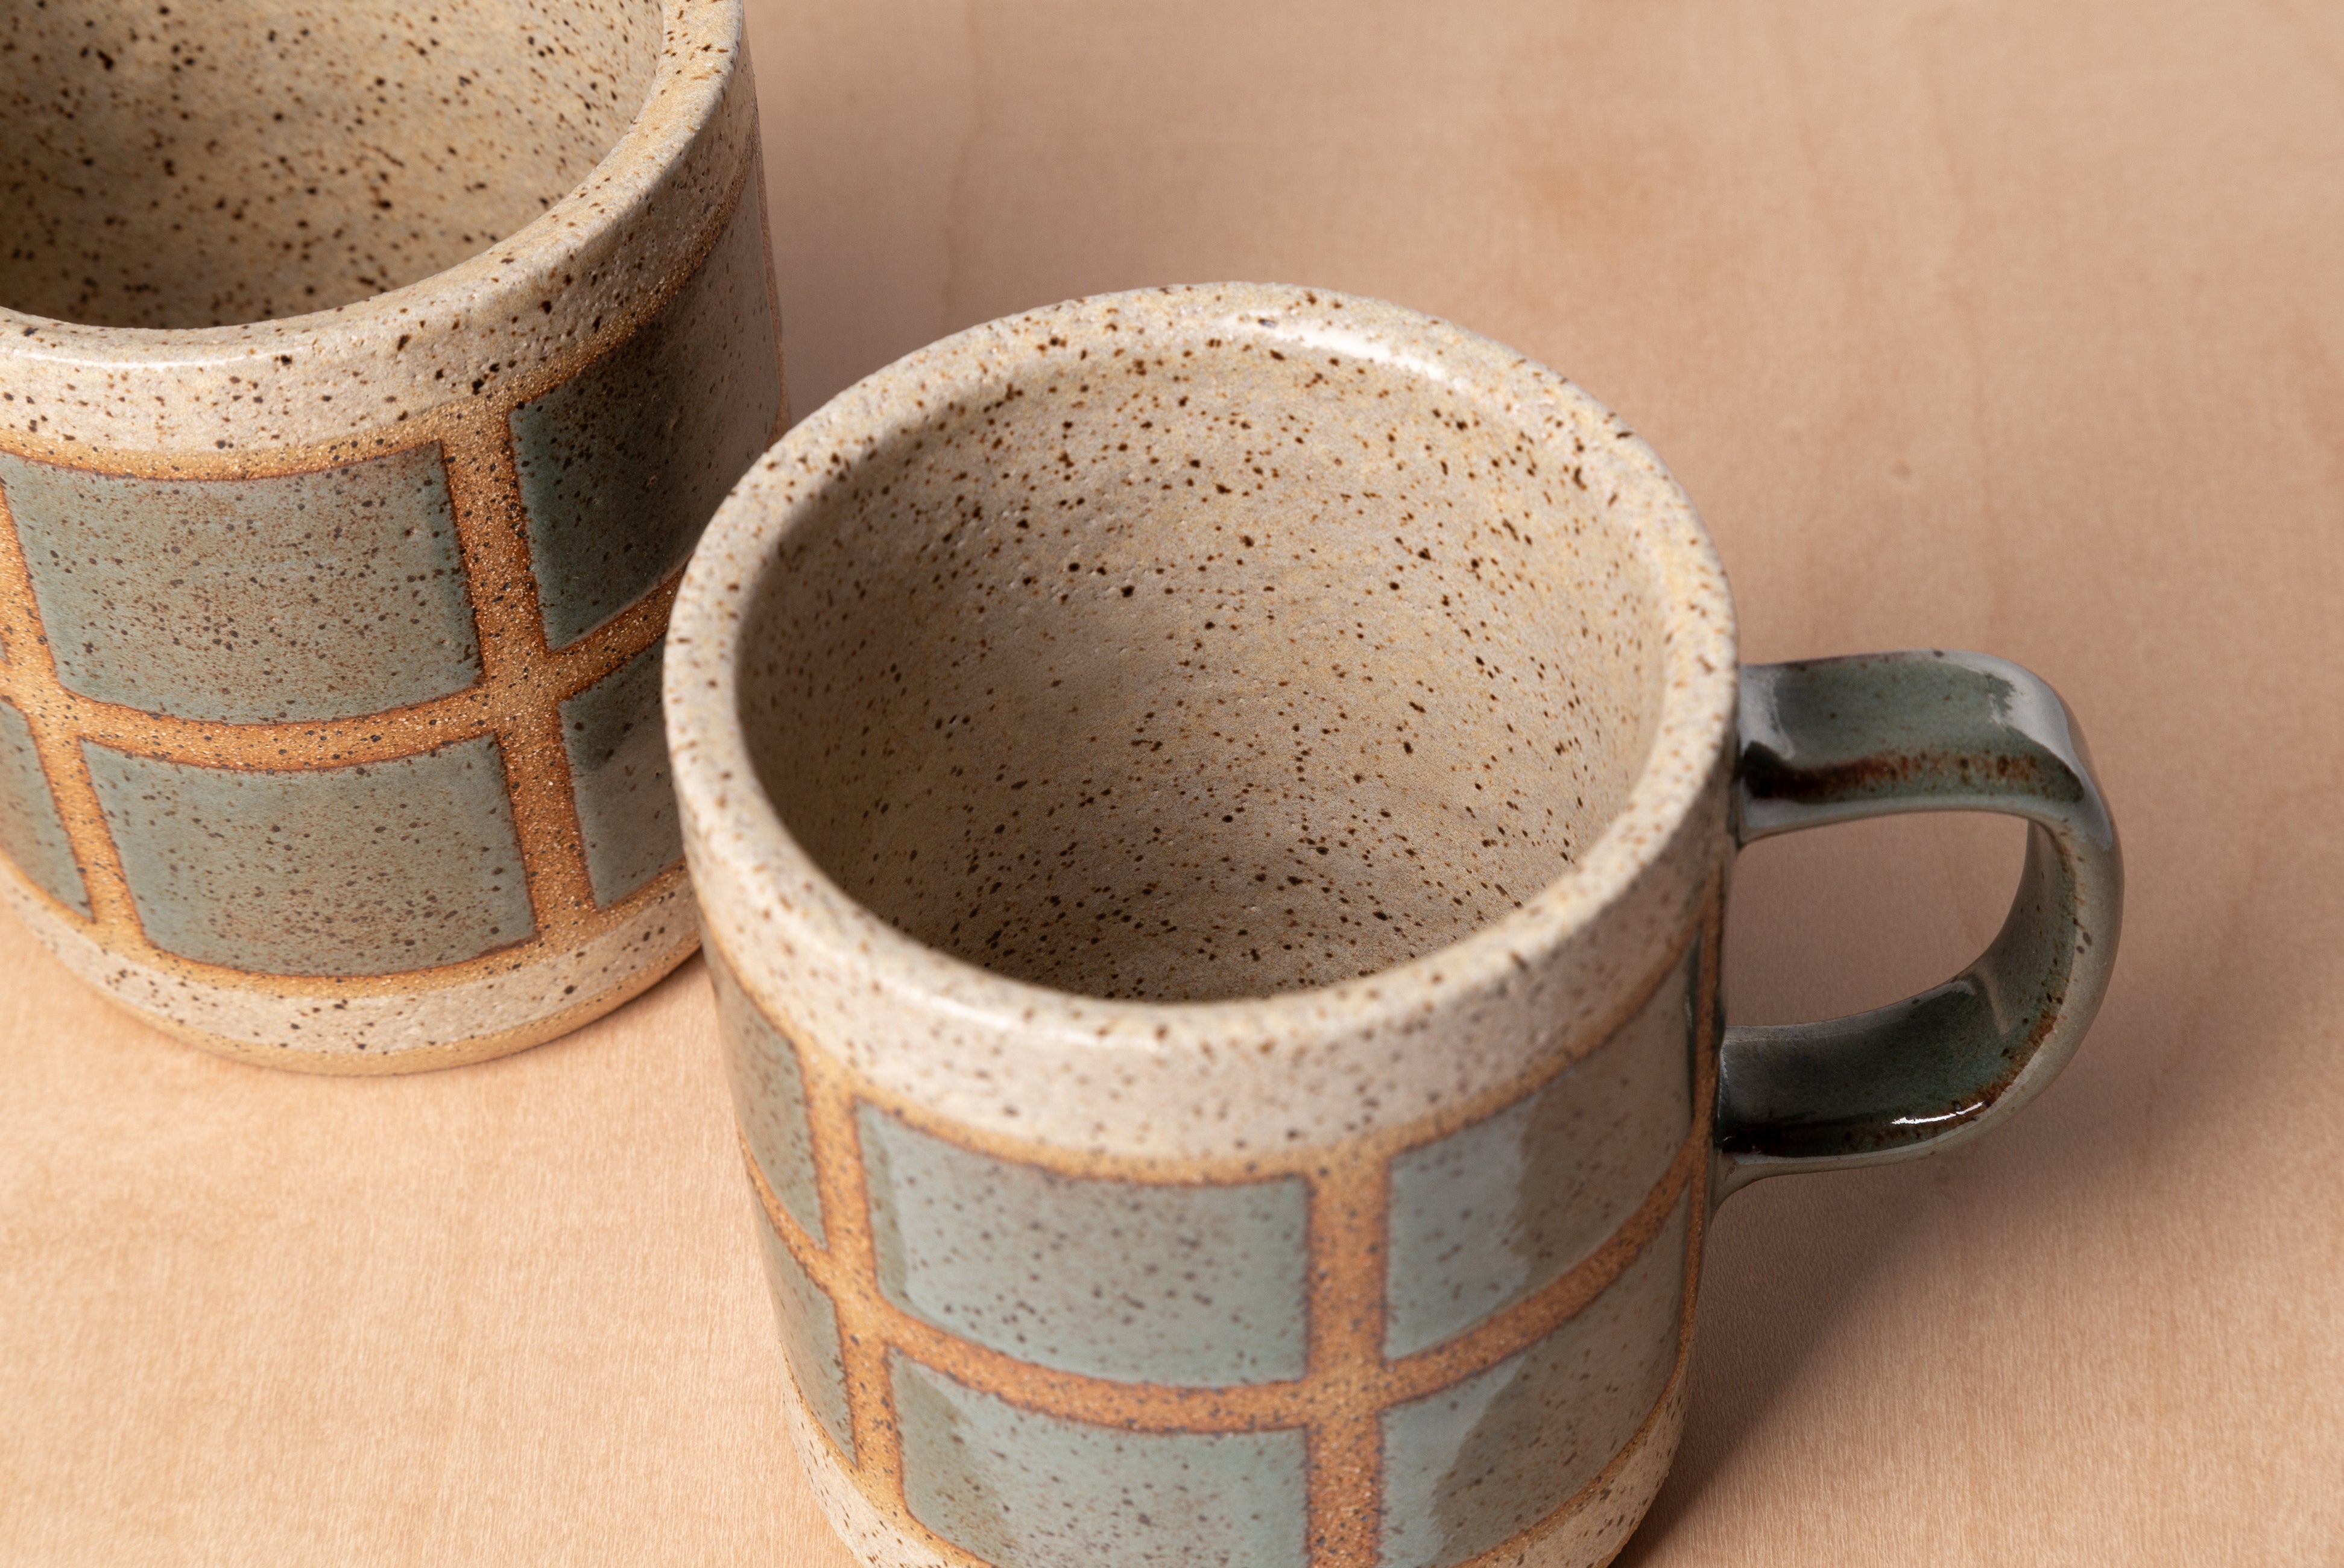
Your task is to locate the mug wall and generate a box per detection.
[0,0,780,1068]
[712,930,1711,1568]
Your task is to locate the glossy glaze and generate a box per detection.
[0,697,84,916]
[84,736,532,976]
[1378,1196,1689,1568]
[1384,950,1693,1360]
[561,639,686,909]
[861,1105,1313,1386]
[1716,651,2123,1190]
[756,1214,857,1459]
[513,183,783,648]
[712,944,826,1242]
[1,447,478,724]
[894,1355,1313,1568]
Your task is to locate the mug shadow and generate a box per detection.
[1611,1168,1922,1566]
[1610,808,2256,1563]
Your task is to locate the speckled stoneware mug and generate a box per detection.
[666,285,2121,1568]
[0,0,782,1069]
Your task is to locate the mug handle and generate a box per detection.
[1713,650,2123,1202]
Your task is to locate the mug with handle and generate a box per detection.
[666,285,2119,1568]
[0,0,781,1070]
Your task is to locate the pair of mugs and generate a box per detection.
[0,7,2120,1567]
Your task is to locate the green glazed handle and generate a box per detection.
[1713,650,2123,1201]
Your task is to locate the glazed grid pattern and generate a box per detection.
[0,165,771,1060]
[731,899,1719,1568]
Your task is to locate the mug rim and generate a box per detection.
[0,0,733,352]
[668,282,1740,1042]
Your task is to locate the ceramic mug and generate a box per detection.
[667,285,2120,1568]
[0,0,782,1069]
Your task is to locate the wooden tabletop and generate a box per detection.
[7,0,2341,1561]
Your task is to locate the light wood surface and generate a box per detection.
[7,0,2342,1561]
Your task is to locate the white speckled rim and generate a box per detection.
[668,283,1737,1079]
[0,0,741,454]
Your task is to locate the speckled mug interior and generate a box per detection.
[740,317,1670,1002]
[1,0,661,327]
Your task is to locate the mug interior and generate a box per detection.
[738,308,1675,1003]
[0,0,663,328]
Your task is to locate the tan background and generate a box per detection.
[5,0,2341,1561]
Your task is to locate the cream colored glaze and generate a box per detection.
[0,852,695,1066]
[667,283,1737,1162]
[2,0,659,330]
[742,317,1659,1002]
[0,0,756,458]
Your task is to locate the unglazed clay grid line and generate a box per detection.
[0,563,680,774]
[1305,1143,1393,1564]
[0,422,674,986]
[1398,892,1716,1568]
[435,419,601,940]
[0,481,138,932]
[793,1030,923,1549]
[747,1113,1699,1434]
[1443,905,1719,1568]
[1445,1180,1707,1568]
[718,906,1710,1189]
[0,159,771,1031]
[734,892,1720,1567]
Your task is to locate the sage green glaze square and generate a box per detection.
[1383,950,1694,1357]
[859,1105,1309,1386]
[0,697,87,915]
[0,447,478,724]
[709,943,825,1245]
[510,185,780,648]
[83,736,534,976]
[558,639,679,908]
[892,1354,1309,1568]
[1379,1193,1689,1568]
[753,1209,853,1459]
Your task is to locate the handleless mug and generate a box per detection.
[0,0,782,1069]
[666,285,2120,1567]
